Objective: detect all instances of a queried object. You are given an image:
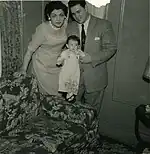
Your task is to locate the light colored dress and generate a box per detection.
[57,49,85,95]
[27,22,67,95]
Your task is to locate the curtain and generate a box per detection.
[0,1,23,77]
[87,2,109,19]
[50,1,110,19]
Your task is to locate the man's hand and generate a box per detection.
[80,53,92,64]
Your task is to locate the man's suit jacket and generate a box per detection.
[67,15,117,93]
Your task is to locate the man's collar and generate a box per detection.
[78,15,91,26]
[84,15,91,25]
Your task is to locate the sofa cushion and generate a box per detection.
[0,75,98,154]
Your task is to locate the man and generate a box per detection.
[67,0,117,117]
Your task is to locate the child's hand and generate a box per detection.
[77,49,85,58]
[80,53,91,64]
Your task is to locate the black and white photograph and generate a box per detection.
[0,0,149,153]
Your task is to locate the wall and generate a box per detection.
[99,0,149,146]
[22,1,43,54]
[22,1,43,73]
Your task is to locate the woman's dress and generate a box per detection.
[27,22,67,95]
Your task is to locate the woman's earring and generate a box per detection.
[48,17,51,21]
[47,15,51,21]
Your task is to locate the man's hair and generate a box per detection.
[44,1,68,21]
[66,35,80,45]
[68,0,86,9]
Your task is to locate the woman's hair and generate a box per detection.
[66,35,80,45]
[68,0,86,9]
[44,1,68,21]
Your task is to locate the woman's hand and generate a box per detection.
[56,57,64,67]
[13,68,26,78]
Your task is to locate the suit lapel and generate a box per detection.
[84,16,97,52]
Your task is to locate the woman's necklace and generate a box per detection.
[49,21,61,30]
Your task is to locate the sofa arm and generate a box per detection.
[0,75,41,135]
[41,95,97,128]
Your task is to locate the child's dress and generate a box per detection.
[57,49,85,96]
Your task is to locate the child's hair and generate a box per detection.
[66,35,80,45]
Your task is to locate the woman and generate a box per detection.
[16,1,68,96]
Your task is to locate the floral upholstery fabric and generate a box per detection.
[0,75,98,154]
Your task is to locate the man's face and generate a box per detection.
[70,4,88,24]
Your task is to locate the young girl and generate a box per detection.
[56,35,85,101]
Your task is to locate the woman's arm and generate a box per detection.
[22,24,45,72]
[56,50,68,66]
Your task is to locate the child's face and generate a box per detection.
[67,40,79,52]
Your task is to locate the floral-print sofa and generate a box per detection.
[0,75,98,154]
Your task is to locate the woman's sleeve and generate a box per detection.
[27,24,45,53]
[22,24,46,71]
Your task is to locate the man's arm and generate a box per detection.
[91,21,117,67]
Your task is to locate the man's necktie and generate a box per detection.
[81,24,86,51]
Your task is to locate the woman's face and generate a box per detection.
[50,9,66,28]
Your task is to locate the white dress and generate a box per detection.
[57,49,85,95]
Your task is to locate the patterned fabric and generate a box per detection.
[0,75,98,154]
[65,79,78,95]
[0,1,23,77]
